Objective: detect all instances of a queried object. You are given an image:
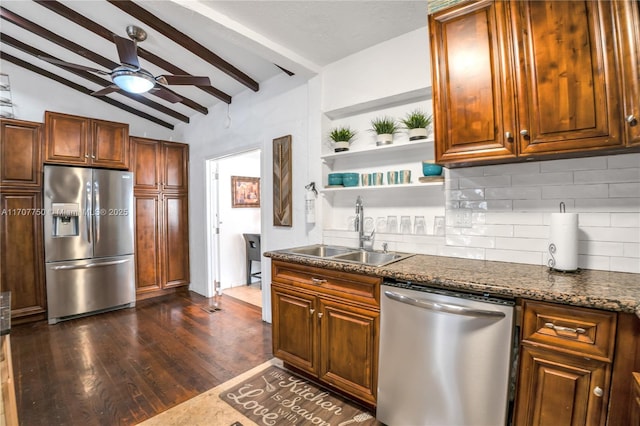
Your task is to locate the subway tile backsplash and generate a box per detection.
[323,153,640,274]
[446,153,640,273]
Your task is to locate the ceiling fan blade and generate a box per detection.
[150,86,183,103]
[156,75,211,86]
[113,35,140,69]
[37,56,110,75]
[91,85,121,96]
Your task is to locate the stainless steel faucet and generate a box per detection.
[355,196,374,250]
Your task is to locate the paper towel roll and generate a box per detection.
[549,212,579,271]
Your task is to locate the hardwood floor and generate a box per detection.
[9,291,272,426]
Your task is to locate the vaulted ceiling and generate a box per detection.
[0,1,428,130]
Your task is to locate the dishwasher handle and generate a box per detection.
[384,290,506,318]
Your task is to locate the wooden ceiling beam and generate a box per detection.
[34,0,232,104]
[1,33,190,124]
[0,6,209,115]
[107,0,260,92]
[1,52,174,130]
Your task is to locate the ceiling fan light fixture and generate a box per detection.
[112,68,155,93]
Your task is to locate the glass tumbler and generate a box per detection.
[434,216,446,236]
[414,216,426,234]
[400,216,412,234]
[386,215,398,233]
[376,217,387,233]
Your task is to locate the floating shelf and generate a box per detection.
[323,87,433,120]
[321,139,434,165]
[320,181,443,194]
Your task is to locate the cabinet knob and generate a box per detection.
[311,277,327,285]
[317,312,324,319]
[85,154,89,158]
[309,308,315,316]
[627,115,638,126]
[520,129,529,137]
[91,155,96,159]
[593,386,603,397]
[505,132,513,140]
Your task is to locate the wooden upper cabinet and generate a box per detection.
[514,0,623,156]
[130,137,161,191]
[0,119,42,188]
[44,111,129,169]
[614,0,640,147]
[163,142,188,192]
[431,0,634,166]
[430,0,517,164]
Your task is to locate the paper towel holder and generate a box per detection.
[548,201,580,273]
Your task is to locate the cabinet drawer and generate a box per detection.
[272,260,381,307]
[522,300,617,360]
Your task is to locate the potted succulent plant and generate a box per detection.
[401,109,433,141]
[329,126,356,152]
[370,116,399,146]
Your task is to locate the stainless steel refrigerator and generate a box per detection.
[44,165,135,324]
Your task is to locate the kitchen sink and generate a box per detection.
[331,250,409,266]
[282,244,413,267]
[285,244,354,257]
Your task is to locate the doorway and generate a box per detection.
[206,149,262,309]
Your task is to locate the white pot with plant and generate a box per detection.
[370,116,399,146]
[329,126,356,152]
[401,109,433,141]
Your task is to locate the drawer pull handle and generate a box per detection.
[593,386,603,397]
[544,322,586,335]
[311,278,327,285]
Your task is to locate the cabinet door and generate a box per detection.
[271,283,317,375]
[430,0,517,164]
[0,119,42,188]
[614,0,640,146]
[632,372,640,426]
[162,142,188,192]
[134,193,162,294]
[318,298,379,405]
[91,119,129,169]
[514,345,610,426]
[44,111,89,165]
[162,193,189,288]
[131,137,161,191]
[0,190,46,323]
[514,0,623,155]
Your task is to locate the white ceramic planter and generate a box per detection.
[376,133,393,146]
[333,140,350,152]
[408,128,428,141]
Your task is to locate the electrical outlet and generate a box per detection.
[452,208,473,228]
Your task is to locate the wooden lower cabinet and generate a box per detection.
[631,372,640,426]
[515,345,610,426]
[271,261,381,407]
[0,190,46,323]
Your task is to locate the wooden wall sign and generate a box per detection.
[273,135,292,227]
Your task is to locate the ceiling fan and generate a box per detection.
[38,25,211,103]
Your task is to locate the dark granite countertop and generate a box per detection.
[266,251,640,317]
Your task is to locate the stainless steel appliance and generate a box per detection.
[377,281,516,426]
[44,165,135,324]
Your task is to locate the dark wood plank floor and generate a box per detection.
[9,291,272,426]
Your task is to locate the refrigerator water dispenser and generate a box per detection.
[51,203,79,237]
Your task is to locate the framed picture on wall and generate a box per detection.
[231,176,260,208]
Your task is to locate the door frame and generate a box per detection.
[205,148,262,299]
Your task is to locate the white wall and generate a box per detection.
[217,151,261,288]
[178,73,322,321]
[2,61,177,140]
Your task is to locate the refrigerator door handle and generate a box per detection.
[85,181,92,244]
[49,259,130,270]
[94,180,100,243]
[384,290,506,318]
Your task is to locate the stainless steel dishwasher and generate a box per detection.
[377,280,516,426]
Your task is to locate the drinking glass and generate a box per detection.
[414,216,426,234]
[386,215,398,233]
[400,216,412,234]
[376,217,387,233]
[361,173,370,186]
[364,216,375,233]
[434,216,445,236]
